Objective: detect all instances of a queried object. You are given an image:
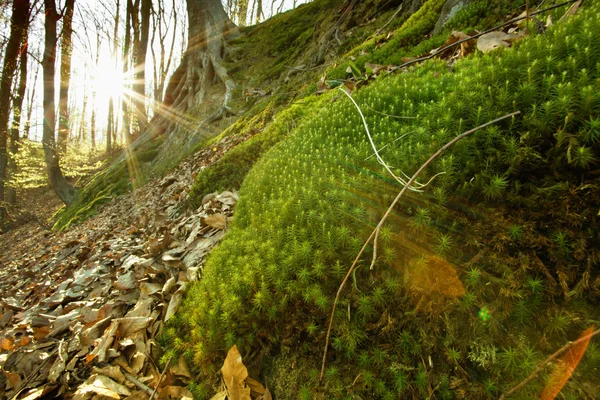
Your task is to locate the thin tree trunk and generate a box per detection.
[90,31,101,150]
[24,52,39,140]
[7,31,29,205]
[57,0,74,154]
[42,0,77,206]
[78,93,87,144]
[0,0,29,224]
[107,0,120,154]
[122,0,133,144]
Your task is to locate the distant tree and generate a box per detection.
[42,0,77,206]
[57,0,75,154]
[0,0,30,224]
[7,25,30,205]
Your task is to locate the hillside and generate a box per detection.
[1,0,599,399]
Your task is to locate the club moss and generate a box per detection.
[166,2,600,398]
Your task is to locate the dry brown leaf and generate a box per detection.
[210,391,228,400]
[92,365,126,384]
[48,342,69,383]
[2,370,21,389]
[560,0,582,21]
[158,385,194,399]
[259,387,273,400]
[171,355,192,379]
[114,271,137,290]
[221,345,251,400]
[246,377,265,397]
[0,336,15,351]
[117,317,151,338]
[165,284,186,322]
[88,320,119,363]
[477,31,518,53]
[73,374,131,399]
[204,214,227,230]
[17,335,31,347]
[540,325,595,400]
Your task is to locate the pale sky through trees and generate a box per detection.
[1,0,310,146]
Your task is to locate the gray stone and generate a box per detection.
[433,0,475,35]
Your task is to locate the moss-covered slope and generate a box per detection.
[169,2,600,399]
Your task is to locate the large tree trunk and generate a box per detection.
[57,0,74,154]
[42,0,77,206]
[7,30,29,205]
[0,0,29,224]
[166,0,237,119]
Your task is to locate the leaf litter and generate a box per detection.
[0,133,251,399]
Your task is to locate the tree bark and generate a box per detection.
[7,30,29,205]
[122,0,133,144]
[43,0,77,206]
[24,52,39,140]
[57,0,74,154]
[132,0,151,133]
[107,0,120,154]
[0,0,29,224]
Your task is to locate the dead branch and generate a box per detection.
[499,328,600,400]
[319,111,521,381]
[397,0,581,71]
[149,355,173,400]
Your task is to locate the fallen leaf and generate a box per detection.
[221,345,251,400]
[114,271,137,290]
[246,377,265,397]
[92,365,126,384]
[158,386,194,399]
[0,336,15,351]
[117,317,151,338]
[540,325,595,400]
[171,355,192,379]
[204,214,227,230]
[165,284,186,322]
[559,0,582,21]
[2,370,21,389]
[477,31,519,53]
[210,391,228,400]
[73,374,131,399]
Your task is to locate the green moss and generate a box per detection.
[53,157,138,230]
[187,95,330,209]
[170,2,600,397]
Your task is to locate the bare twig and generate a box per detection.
[11,348,59,400]
[499,328,600,400]
[150,355,173,400]
[375,3,403,36]
[396,0,581,71]
[124,371,154,396]
[319,111,521,381]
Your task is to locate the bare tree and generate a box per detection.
[7,26,29,205]
[107,0,120,154]
[0,0,30,223]
[42,0,77,206]
[57,0,75,153]
[151,0,177,110]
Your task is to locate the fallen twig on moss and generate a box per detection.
[499,327,600,400]
[319,110,521,382]
[397,0,582,71]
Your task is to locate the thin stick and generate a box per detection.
[375,3,403,36]
[499,328,600,399]
[150,355,173,400]
[124,371,154,396]
[395,0,580,72]
[319,111,521,381]
[11,348,59,400]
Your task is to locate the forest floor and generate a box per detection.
[0,131,254,399]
